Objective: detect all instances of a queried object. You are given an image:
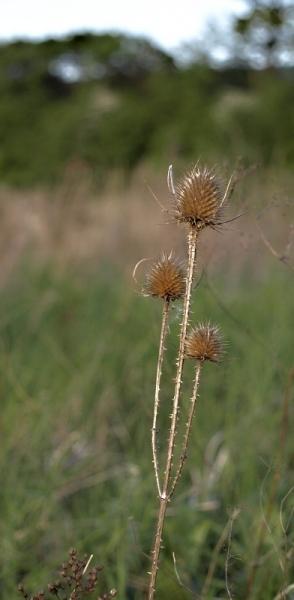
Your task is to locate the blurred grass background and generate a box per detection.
[0,1,294,598]
[0,255,293,599]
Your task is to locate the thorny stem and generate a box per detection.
[148,227,198,600]
[164,228,198,494]
[169,361,202,499]
[152,299,170,497]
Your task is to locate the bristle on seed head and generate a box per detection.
[174,165,224,230]
[145,254,185,302]
[185,323,224,362]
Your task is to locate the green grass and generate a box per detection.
[0,261,293,599]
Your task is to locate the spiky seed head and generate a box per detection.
[145,255,185,302]
[174,165,223,230]
[185,323,224,362]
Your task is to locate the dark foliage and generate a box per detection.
[0,31,293,186]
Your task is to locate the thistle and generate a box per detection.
[145,254,185,302]
[185,323,224,363]
[144,163,234,600]
[174,164,225,230]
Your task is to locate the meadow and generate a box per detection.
[0,166,293,599]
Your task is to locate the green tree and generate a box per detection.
[233,0,294,67]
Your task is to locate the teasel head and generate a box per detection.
[185,323,224,363]
[173,164,224,230]
[145,254,186,302]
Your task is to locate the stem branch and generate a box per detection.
[152,299,170,497]
[148,227,198,600]
[169,362,202,499]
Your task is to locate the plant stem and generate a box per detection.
[152,299,170,497]
[164,228,197,492]
[148,227,198,600]
[169,361,202,499]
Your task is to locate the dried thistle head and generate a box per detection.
[185,323,224,363]
[174,165,224,230]
[145,254,185,302]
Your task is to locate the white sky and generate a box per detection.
[0,0,247,51]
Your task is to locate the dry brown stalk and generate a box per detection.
[256,220,294,272]
[162,228,198,495]
[169,361,202,499]
[273,584,294,600]
[144,164,229,600]
[152,299,170,497]
[148,227,198,600]
[145,254,186,497]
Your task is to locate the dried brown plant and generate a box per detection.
[143,163,233,600]
[173,164,225,229]
[185,323,224,363]
[18,549,117,600]
[145,254,186,302]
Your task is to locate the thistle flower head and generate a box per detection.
[145,254,185,302]
[185,323,224,363]
[174,165,224,230]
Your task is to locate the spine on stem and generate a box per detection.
[148,228,198,600]
[143,163,229,600]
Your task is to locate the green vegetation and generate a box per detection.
[0,31,293,186]
[0,3,293,596]
[0,261,293,599]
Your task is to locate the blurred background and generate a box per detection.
[0,1,293,598]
